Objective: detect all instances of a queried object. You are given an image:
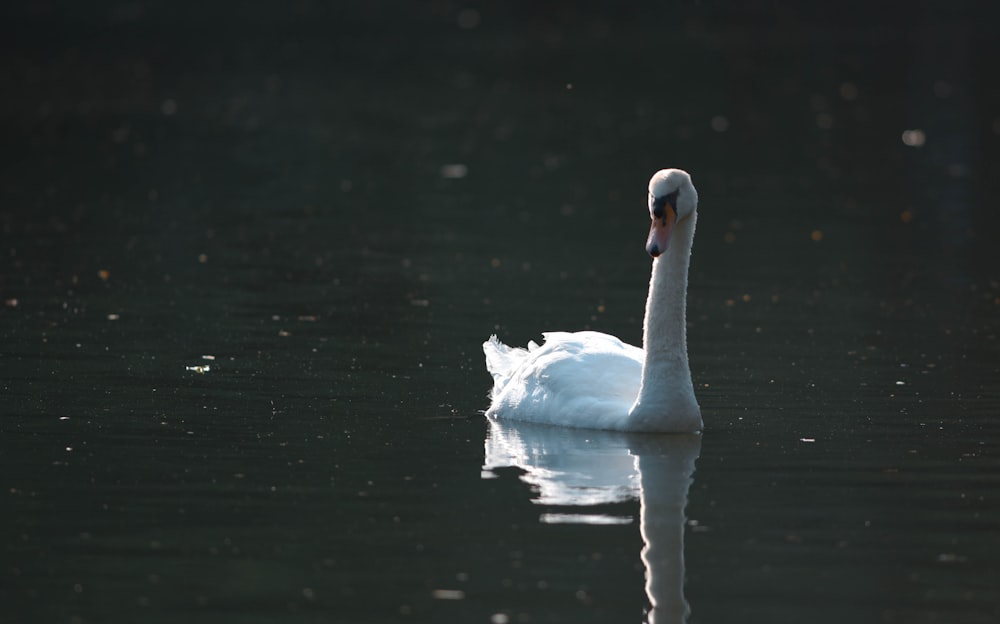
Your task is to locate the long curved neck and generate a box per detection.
[641,216,694,364]
[627,212,700,431]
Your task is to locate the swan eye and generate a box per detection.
[651,190,679,219]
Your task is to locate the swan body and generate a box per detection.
[483,168,702,433]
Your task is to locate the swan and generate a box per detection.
[483,168,702,433]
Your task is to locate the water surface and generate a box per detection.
[2,3,999,623]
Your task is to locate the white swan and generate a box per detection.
[483,168,702,433]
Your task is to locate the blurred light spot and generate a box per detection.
[741,294,751,303]
[933,80,952,98]
[491,614,510,624]
[5,298,18,308]
[278,330,291,337]
[490,258,501,268]
[197,253,208,263]
[440,164,468,179]
[816,113,833,129]
[161,99,177,116]
[107,313,120,321]
[723,231,736,243]
[901,129,926,147]
[710,115,729,132]
[456,8,480,29]
[339,179,353,192]
[431,589,465,600]
[839,82,858,101]
[900,209,913,224]
[98,269,110,281]
[810,230,824,242]
[301,588,315,600]
[565,83,573,91]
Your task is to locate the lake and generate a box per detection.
[2,2,999,623]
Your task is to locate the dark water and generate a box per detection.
[3,2,999,623]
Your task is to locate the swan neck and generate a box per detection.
[641,218,693,363]
[627,212,700,432]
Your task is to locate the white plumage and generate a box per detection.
[483,169,703,433]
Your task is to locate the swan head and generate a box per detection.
[646,168,697,258]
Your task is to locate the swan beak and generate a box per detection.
[645,208,676,258]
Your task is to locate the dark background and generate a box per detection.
[2,2,999,623]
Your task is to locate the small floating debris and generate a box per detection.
[539,513,632,525]
[800,437,816,443]
[935,553,967,564]
[201,355,215,361]
[185,365,211,374]
[107,313,120,321]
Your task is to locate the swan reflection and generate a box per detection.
[482,418,701,624]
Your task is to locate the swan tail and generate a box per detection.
[483,335,529,385]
